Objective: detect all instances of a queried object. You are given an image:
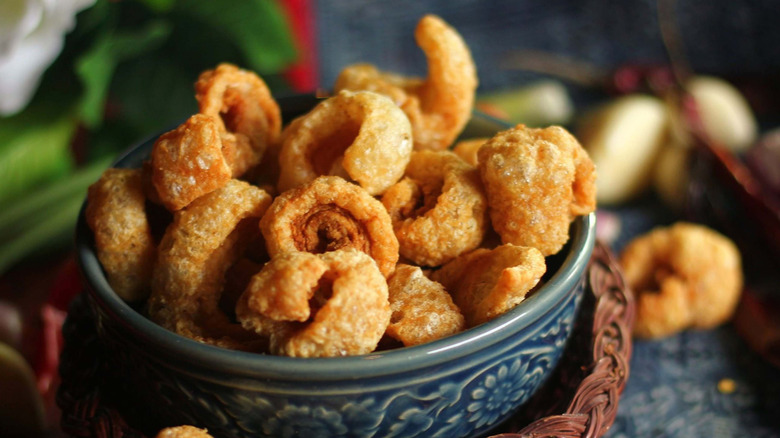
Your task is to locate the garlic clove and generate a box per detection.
[686,75,758,153]
[577,94,669,205]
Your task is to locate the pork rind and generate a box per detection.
[381,150,488,266]
[620,222,743,339]
[260,175,399,277]
[277,89,412,196]
[386,264,465,346]
[238,252,327,323]
[478,124,597,256]
[156,426,213,438]
[195,63,281,177]
[453,137,488,166]
[236,249,390,358]
[148,179,272,350]
[86,168,156,302]
[334,14,477,151]
[431,244,546,327]
[147,114,232,211]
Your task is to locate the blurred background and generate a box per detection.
[316,0,780,91]
[1,0,779,436]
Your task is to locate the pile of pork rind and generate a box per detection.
[86,15,596,358]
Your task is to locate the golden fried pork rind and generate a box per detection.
[238,252,327,323]
[195,63,281,176]
[386,264,465,346]
[453,137,488,166]
[156,426,213,438]
[431,244,546,327]
[261,175,399,277]
[148,179,272,349]
[381,150,488,266]
[148,114,232,211]
[620,222,743,339]
[478,124,596,256]
[86,168,156,302]
[236,249,390,358]
[334,14,477,151]
[277,90,412,196]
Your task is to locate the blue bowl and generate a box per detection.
[75,100,596,438]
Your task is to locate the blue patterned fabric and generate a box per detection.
[314,3,780,436]
[615,327,780,437]
[605,195,780,437]
[313,0,780,94]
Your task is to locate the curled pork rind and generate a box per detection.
[381,150,488,266]
[386,264,465,346]
[156,426,214,438]
[334,14,477,151]
[237,251,327,323]
[86,168,156,302]
[431,244,546,327]
[147,114,232,211]
[478,124,597,256]
[277,90,412,195]
[261,175,399,277]
[148,179,272,350]
[619,222,743,339]
[195,63,281,177]
[236,249,390,358]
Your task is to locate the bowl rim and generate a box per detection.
[76,109,596,381]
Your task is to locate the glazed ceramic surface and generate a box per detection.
[76,99,596,438]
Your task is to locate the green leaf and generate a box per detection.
[0,106,77,208]
[174,0,297,73]
[83,118,147,163]
[110,54,198,137]
[0,156,113,240]
[0,156,114,273]
[0,190,85,275]
[67,0,113,41]
[140,0,176,13]
[75,20,172,127]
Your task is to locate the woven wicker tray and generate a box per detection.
[56,241,634,438]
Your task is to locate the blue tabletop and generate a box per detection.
[605,198,780,437]
[614,327,780,437]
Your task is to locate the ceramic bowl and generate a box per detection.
[75,95,596,438]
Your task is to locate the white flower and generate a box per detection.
[0,0,95,115]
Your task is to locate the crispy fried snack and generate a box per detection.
[195,63,281,177]
[431,244,546,327]
[148,179,272,350]
[147,114,233,211]
[453,137,488,166]
[478,124,597,256]
[261,175,399,277]
[386,264,465,346]
[277,90,412,196]
[334,15,477,151]
[238,252,327,323]
[86,168,156,302]
[620,222,743,339]
[381,150,488,266]
[156,426,213,438]
[236,249,390,358]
